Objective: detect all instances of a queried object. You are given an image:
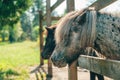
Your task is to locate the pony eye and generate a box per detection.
[71,22,81,32]
[72,22,78,26]
[71,26,79,32]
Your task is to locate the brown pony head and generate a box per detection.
[51,9,97,67]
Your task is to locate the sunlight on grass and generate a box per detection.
[0,41,42,80]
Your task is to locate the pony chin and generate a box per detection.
[41,52,51,59]
[41,49,53,59]
[51,50,67,67]
[52,59,67,68]
[51,46,82,67]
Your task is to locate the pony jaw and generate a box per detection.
[41,51,52,59]
[51,48,67,67]
[51,46,81,67]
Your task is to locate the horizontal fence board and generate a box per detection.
[90,0,117,11]
[78,55,120,80]
[43,16,61,21]
[51,0,65,12]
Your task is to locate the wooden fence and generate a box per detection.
[78,55,120,80]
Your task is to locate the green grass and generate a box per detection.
[0,41,41,80]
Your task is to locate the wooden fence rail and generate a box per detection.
[78,55,120,80]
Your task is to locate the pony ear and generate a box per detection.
[52,27,56,31]
[76,12,86,25]
[45,27,51,31]
[45,27,54,33]
[46,27,56,31]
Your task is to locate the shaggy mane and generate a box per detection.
[55,9,86,44]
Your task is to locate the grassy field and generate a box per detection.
[0,41,41,80]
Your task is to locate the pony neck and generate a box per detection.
[94,12,120,59]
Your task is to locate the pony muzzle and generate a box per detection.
[51,51,67,67]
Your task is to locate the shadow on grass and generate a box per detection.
[0,68,20,80]
[30,65,53,80]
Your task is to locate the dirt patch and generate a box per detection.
[29,64,113,80]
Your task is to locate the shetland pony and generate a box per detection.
[51,9,120,67]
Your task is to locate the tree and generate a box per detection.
[0,0,32,28]
[31,0,45,27]
[20,0,45,41]
[0,0,32,42]
[0,26,9,41]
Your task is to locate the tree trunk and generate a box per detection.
[9,27,15,43]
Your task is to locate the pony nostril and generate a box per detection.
[41,52,49,59]
[51,55,67,67]
[51,54,60,63]
[51,55,63,62]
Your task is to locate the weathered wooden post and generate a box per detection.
[68,60,78,80]
[39,10,44,66]
[46,0,53,78]
[66,0,77,80]
[66,0,75,12]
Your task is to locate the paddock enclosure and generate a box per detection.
[37,0,120,80]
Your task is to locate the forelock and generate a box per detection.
[55,10,85,44]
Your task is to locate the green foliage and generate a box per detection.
[20,0,45,41]
[4,22,23,43]
[6,69,20,76]
[20,13,32,40]
[13,23,23,41]
[20,13,31,33]
[0,68,20,80]
[0,26,9,41]
[31,26,39,41]
[18,32,27,41]
[9,27,16,43]
[32,0,45,27]
[0,0,33,43]
[0,0,33,27]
